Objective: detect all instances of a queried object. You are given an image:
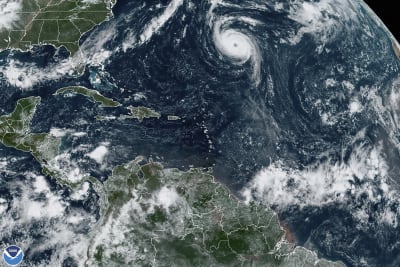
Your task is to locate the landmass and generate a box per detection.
[0,96,91,187]
[120,105,161,122]
[54,86,159,122]
[0,97,61,178]
[0,96,344,266]
[167,115,181,121]
[55,86,121,107]
[96,106,161,122]
[86,158,344,267]
[0,0,116,54]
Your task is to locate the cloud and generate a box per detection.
[287,0,358,45]
[0,170,96,266]
[1,20,117,90]
[242,142,400,227]
[87,144,109,164]
[156,186,180,210]
[48,152,89,184]
[0,0,21,31]
[1,58,76,89]
[242,143,387,207]
[123,0,184,51]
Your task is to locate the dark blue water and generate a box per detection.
[1,0,400,266]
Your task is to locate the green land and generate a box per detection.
[0,0,116,54]
[0,96,344,266]
[167,115,181,121]
[120,105,161,122]
[0,95,95,187]
[55,86,121,107]
[86,158,344,267]
[55,86,160,122]
[0,96,61,178]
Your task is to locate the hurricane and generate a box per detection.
[0,0,400,266]
[210,12,262,83]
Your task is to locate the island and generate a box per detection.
[0,0,116,54]
[167,115,181,121]
[0,96,344,266]
[55,86,121,108]
[120,105,161,122]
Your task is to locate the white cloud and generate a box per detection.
[87,144,109,164]
[349,100,362,114]
[1,0,185,90]
[23,174,66,219]
[140,0,183,44]
[78,22,117,66]
[33,175,50,193]
[1,22,116,89]
[325,78,338,87]
[0,172,96,266]
[242,143,388,208]
[242,134,400,230]
[25,196,65,219]
[2,58,76,89]
[342,80,355,91]
[50,128,68,138]
[70,182,90,200]
[86,178,191,265]
[72,132,87,137]
[122,32,136,52]
[123,0,183,52]
[50,128,87,138]
[0,158,8,169]
[0,0,21,31]
[389,79,400,133]
[48,152,89,184]
[66,213,86,224]
[211,16,261,85]
[81,0,101,4]
[0,198,7,215]
[287,0,357,45]
[156,186,180,210]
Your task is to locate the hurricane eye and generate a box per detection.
[210,17,262,84]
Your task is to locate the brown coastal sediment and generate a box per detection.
[280,220,296,243]
[392,39,400,60]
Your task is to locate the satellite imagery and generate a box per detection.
[0,0,399,266]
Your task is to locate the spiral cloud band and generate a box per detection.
[209,2,262,84]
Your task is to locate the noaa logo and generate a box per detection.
[2,245,24,266]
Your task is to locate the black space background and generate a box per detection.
[364,1,400,42]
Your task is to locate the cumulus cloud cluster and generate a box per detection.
[287,0,358,45]
[0,0,21,31]
[0,169,95,266]
[0,18,117,90]
[242,141,400,227]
